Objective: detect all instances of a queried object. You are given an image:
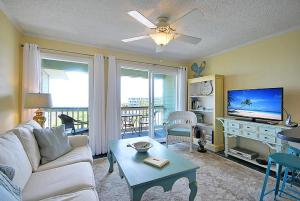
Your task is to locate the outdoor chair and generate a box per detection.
[58,114,88,135]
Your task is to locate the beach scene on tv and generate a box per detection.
[227,88,282,120]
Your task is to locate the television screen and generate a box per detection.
[227,88,283,121]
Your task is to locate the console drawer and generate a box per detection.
[228,122,240,129]
[242,124,257,132]
[259,134,276,143]
[228,128,240,135]
[242,131,258,139]
[259,127,276,136]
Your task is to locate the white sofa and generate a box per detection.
[0,120,99,201]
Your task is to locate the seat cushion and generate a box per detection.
[39,189,99,201]
[12,126,41,171]
[36,145,93,172]
[23,162,95,201]
[167,128,191,137]
[0,132,32,189]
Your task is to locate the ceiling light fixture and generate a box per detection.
[150,25,175,46]
[150,32,174,46]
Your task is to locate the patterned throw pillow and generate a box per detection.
[0,171,21,201]
[0,165,15,181]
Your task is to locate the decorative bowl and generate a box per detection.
[128,141,153,153]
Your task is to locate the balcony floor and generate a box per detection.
[121,129,165,139]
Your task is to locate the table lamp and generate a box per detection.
[25,93,53,127]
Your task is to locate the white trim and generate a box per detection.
[40,51,92,65]
[118,60,178,75]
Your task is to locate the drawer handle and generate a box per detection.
[264,137,268,139]
[265,129,268,132]
[247,126,250,129]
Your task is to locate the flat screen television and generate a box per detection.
[227,87,283,121]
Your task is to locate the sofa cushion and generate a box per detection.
[37,145,93,172]
[33,125,72,165]
[22,162,95,201]
[0,132,32,189]
[12,127,41,171]
[39,189,99,201]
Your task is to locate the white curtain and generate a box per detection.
[89,55,106,155]
[106,56,121,145]
[177,67,187,111]
[22,43,41,122]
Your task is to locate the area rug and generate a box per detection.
[93,143,293,201]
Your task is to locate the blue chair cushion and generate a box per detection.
[167,128,191,137]
[269,153,300,170]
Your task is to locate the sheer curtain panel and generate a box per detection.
[22,43,41,122]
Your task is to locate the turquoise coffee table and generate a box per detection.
[108,137,199,201]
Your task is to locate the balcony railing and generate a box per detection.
[44,107,88,129]
[44,106,165,133]
[121,106,165,132]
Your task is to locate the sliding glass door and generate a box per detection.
[150,72,177,142]
[120,63,178,142]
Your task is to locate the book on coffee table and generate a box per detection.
[144,157,170,168]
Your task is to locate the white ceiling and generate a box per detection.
[1,0,300,61]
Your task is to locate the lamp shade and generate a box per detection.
[25,93,53,109]
[150,32,174,46]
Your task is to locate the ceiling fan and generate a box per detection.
[122,10,202,52]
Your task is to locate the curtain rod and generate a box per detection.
[20,44,183,69]
[20,44,95,57]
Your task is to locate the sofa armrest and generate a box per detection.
[68,135,89,147]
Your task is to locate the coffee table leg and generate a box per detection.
[129,187,144,201]
[108,150,114,173]
[188,170,197,201]
[189,180,197,201]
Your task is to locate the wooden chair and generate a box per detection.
[164,111,197,152]
[58,114,88,135]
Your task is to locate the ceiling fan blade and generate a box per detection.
[170,8,200,25]
[128,11,157,29]
[122,35,150,43]
[175,33,201,45]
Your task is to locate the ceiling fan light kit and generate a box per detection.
[150,31,174,46]
[123,10,202,52]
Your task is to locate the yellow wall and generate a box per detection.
[0,10,21,132]
[190,29,300,122]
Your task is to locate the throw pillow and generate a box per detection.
[0,171,21,201]
[0,132,32,190]
[0,165,15,181]
[33,125,72,165]
[12,127,41,171]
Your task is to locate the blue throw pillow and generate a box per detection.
[0,171,21,201]
[0,165,15,181]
